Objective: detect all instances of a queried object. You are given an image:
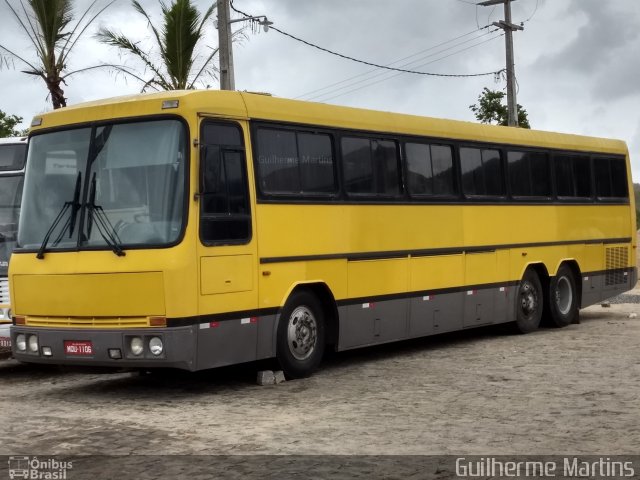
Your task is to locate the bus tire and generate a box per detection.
[276,291,325,379]
[514,269,543,334]
[548,265,578,327]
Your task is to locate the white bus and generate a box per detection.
[0,137,27,352]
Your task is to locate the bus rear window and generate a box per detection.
[594,157,628,199]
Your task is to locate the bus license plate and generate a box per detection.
[64,340,93,356]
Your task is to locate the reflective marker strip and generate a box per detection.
[467,290,476,296]
[584,276,589,281]
[423,295,431,301]
[363,303,370,309]
[241,318,251,325]
[199,322,220,329]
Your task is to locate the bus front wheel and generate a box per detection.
[276,291,325,379]
[547,265,578,327]
[514,269,543,334]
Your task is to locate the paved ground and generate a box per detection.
[1,292,639,466]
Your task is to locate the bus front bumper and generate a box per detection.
[10,326,197,371]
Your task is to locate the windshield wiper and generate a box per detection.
[36,172,82,260]
[86,173,126,257]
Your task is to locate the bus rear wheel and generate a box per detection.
[547,265,578,327]
[276,291,325,379]
[514,269,543,334]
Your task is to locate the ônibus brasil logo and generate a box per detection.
[7,456,72,479]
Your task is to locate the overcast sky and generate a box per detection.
[1,0,639,178]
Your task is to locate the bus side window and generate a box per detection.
[200,122,251,245]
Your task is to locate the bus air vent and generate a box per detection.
[605,246,628,286]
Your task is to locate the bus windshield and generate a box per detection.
[0,175,24,275]
[18,119,187,252]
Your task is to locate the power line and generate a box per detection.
[523,0,540,23]
[296,26,495,100]
[229,0,503,79]
[301,29,503,102]
[313,32,505,103]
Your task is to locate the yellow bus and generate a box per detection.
[10,90,636,377]
[0,136,27,351]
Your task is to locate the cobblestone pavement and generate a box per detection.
[1,298,639,477]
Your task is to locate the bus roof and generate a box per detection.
[28,90,628,156]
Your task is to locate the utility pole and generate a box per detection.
[478,0,523,126]
[217,0,273,91]
[217,0,235,90]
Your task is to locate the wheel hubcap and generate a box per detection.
[519,281,538,317]
[555,276,572,315]
[287,306,318,361]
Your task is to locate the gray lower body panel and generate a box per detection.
[11,314,279,372]
[581,268,637,308]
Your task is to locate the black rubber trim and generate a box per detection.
[260,237,632,264]
[167,307,280,328]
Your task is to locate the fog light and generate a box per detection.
[130,337,143,356]
[42,346,52,357]
[148,337,163,356]
[28,335,39,353]
[108,348,122,359]
[16,334,26,351]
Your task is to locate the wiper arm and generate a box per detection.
[36,201,72,260]
[37,171,83,259]
[86,173,126,257]
[50,171,83,248]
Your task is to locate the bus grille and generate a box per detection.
[25,317,151,328]
[0,278,9,304]
[605,246,628,286]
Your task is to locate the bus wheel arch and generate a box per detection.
[546,260,581,328]
[275,283,337,378]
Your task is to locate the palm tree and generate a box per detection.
[96,0,223,91]
[0,0,114,109]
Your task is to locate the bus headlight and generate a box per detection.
[130,337,144,356]
[28,335,39,353]
[148,337,163,356]
[16,334,26,352]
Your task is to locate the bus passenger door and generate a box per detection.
[196,120,259,369]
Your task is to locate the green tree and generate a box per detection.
[96,0,223,91]
[470,87,531,128]
[0,0,114,109]
[0,110,24,138]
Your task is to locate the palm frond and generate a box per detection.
[188,46,218,89]
[162,0,201,89]
[96,27,172,89]
[0,43,43,75]
[60,0,116,67]
[132,0,167,62]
